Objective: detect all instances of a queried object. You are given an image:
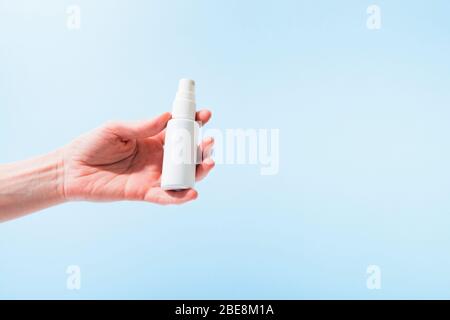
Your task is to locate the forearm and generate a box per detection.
[0,149,66,222]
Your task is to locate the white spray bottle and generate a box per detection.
[161,79,199,190]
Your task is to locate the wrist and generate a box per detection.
[23,148,67,206]
[0,149,67,221]
[21,148,67,205]
[52,148,67,203]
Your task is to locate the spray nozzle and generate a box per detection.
[172,78,196,120]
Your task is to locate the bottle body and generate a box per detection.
[160,118,199,190]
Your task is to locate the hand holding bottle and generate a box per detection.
[0,109,215,222]
[63,109,215,204]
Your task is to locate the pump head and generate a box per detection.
[172,79,196,120]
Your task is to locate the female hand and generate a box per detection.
[62,110,215,205]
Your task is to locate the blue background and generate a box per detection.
[1,0,450,299]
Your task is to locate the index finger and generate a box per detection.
[154,109,212,144]
[196,109,212,126]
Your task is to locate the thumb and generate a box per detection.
[105,112,171,139]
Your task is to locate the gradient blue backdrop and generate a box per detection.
[1,0,450,299]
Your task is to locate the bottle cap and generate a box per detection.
[172,79,196,120]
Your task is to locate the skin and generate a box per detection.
[0,110,215,223]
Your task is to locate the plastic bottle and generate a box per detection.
[161,79,199,190]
